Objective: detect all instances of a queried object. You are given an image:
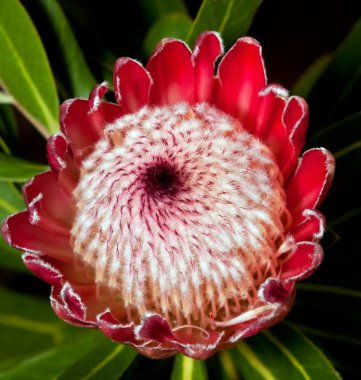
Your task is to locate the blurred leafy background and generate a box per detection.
[0,0,360,379]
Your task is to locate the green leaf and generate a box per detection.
[0,182,23,218]
[231,323,340,380]
[22,0,96,98]
[0,105,19,154]
[307,17,361,129]
[292,54,332,98]
[58,341,137,380]
[218,351,240,380]
[139,0,188,25]
[186,0,262,48]
[0,236,25,272]
[0,0,59,136]
[0,287,79,372]
[0,137,10,155]
[143,13,193,56]
[0,153,47,182]
[0,181,25,272]
[0,93,13,104]
[0,332,101,380]
[170,355,208,380]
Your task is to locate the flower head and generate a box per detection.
[2,32,335,359]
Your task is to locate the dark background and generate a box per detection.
[19,0,361,161]
[57,0,361,86]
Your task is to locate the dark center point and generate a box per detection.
[143,162,180,196]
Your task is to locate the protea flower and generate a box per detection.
[1,32,335,359]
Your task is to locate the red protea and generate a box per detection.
[1,32,335,359]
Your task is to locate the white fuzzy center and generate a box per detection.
[71,103,290,328]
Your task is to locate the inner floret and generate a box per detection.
[142,160,181,197]
[71,102,292,330]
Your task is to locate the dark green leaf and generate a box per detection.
[0,237,25,272]
[0,137,10,155]
[292,54,332,98]
[170,355,208,380]
[58,341,137,380]
[0,182,23,218]
[307,17,361,129]
[139,0,188,25]
[186,0,262,48]
[0,181,25,272]
[0,105,19,154]
[0,332,101,379]
[231,323,340,380]
[0,0,59,136]
[218,351,240,380]
[22,0,96,98]
[0,153,47,182]
[0,287,78,372]
[143,13,193,56]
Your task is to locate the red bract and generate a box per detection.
[2,32,335,359]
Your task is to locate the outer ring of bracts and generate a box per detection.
[1,32,335,359]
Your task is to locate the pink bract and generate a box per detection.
[2,32,335,359]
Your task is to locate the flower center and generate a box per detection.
[71,103,292,329]
[143,161,181,197]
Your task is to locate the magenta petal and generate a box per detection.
[114,58,151,112]
[2,211,72,260]
[147,39,195,105]
[281,96,309,181]
[60,99,99,163]
[23,171,74,232]
[60,95,123,166]
[258,278,293,303]
[47,133,68,174]
[283,97,309,154]
[253,88,308,182]
[57,154,80,196]
[89,82,108,113]
[51,286,95,327]
[227,291,295,343]
[193,31,223,102]
[291,209,326,242]
[93,102,124,125]
[136,314,177,343]
[255,88,288,161]
[286,148,335,214]
[178,332,225,360]
[22,253,62,286]
[216,37,266,127]
[47,133,80,197]
[280,242,324,282]
[253,85,288,136]
[97,310,136,343]
[227,308,278,342]
[88,83,124,132]
[61,282,87,321]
